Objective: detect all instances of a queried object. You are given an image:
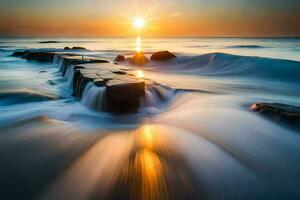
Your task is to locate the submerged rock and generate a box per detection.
[47,80,58,86]
[130,52,148,65]
[251,103,300,130]
[151,51,176,61]
[114,55,126,62]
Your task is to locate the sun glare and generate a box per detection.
[133,17,145,30]
[136,70,144,78]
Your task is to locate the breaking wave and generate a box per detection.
[146,53,300,83]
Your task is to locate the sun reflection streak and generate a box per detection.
[131,125,169,200]
[135,36,142,52]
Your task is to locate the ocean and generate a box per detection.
[0,37,299,199]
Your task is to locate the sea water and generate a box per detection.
[0,37,299,199]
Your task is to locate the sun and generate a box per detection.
[133,17,145,30]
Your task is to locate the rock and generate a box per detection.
[11,51,27,57]
[111,70,127,75]
[39,70,47,73]
[105,77,145,113]
[93,79,105,87]
[130,52,148,65]
[39,41,59,44]
[114,55,126,62]
[25,52,55,62]
[47,80,58,86]
[151,51,176,61]
[251,103,300,130]
[64,47,87,50]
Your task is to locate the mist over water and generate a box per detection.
[0,37,299,200]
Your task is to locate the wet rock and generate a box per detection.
[106,77,145,113]
[151,51,176,61]
[47,80,58,86]
[11,51,27,57]
[130,52,148,65]
[96,71,116,82]
[72,70,100,97]
[39,70,47,73]
[111,70,127,75]
[251,103,300,130]
[60,56,109,76]
[25,52,55,62]
[114,55,126,62]
[93,78,105,87]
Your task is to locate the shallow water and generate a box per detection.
[0,37,299,200]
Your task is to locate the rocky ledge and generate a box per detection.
[12,50,161,113]
[12,51,56,62]
[251,103,300,131]
[114,51,176,65]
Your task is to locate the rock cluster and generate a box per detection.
[114,51,176,64]
[13,49,151,113]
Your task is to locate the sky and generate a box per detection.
[0,0,299,37]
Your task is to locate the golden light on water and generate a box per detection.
[135,36,142,52]
[136,69,144,78]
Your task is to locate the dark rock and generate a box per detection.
[114,55,126,62]
[93,78,105,87]
[251,103,300,130]
[112,70,127,75]
[105,77,145,113]
[130,52,148,65]
[151,51,176,61]
[72,47,87,50]
[39,41,59,44]
[64,47,87,50]
[47,80,58,86]
[11,51,27,57]
[24,52,55,62]
[39,70,47,73]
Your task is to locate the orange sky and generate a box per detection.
[0,0,299,37]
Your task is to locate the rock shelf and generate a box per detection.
[12,50,157,113]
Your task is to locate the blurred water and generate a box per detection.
[0,37,299,200]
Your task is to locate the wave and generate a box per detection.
[226,45,268,49]
[0,89,59,105]
[146,53,300,83]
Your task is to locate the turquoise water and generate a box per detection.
[0,37,299,199]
